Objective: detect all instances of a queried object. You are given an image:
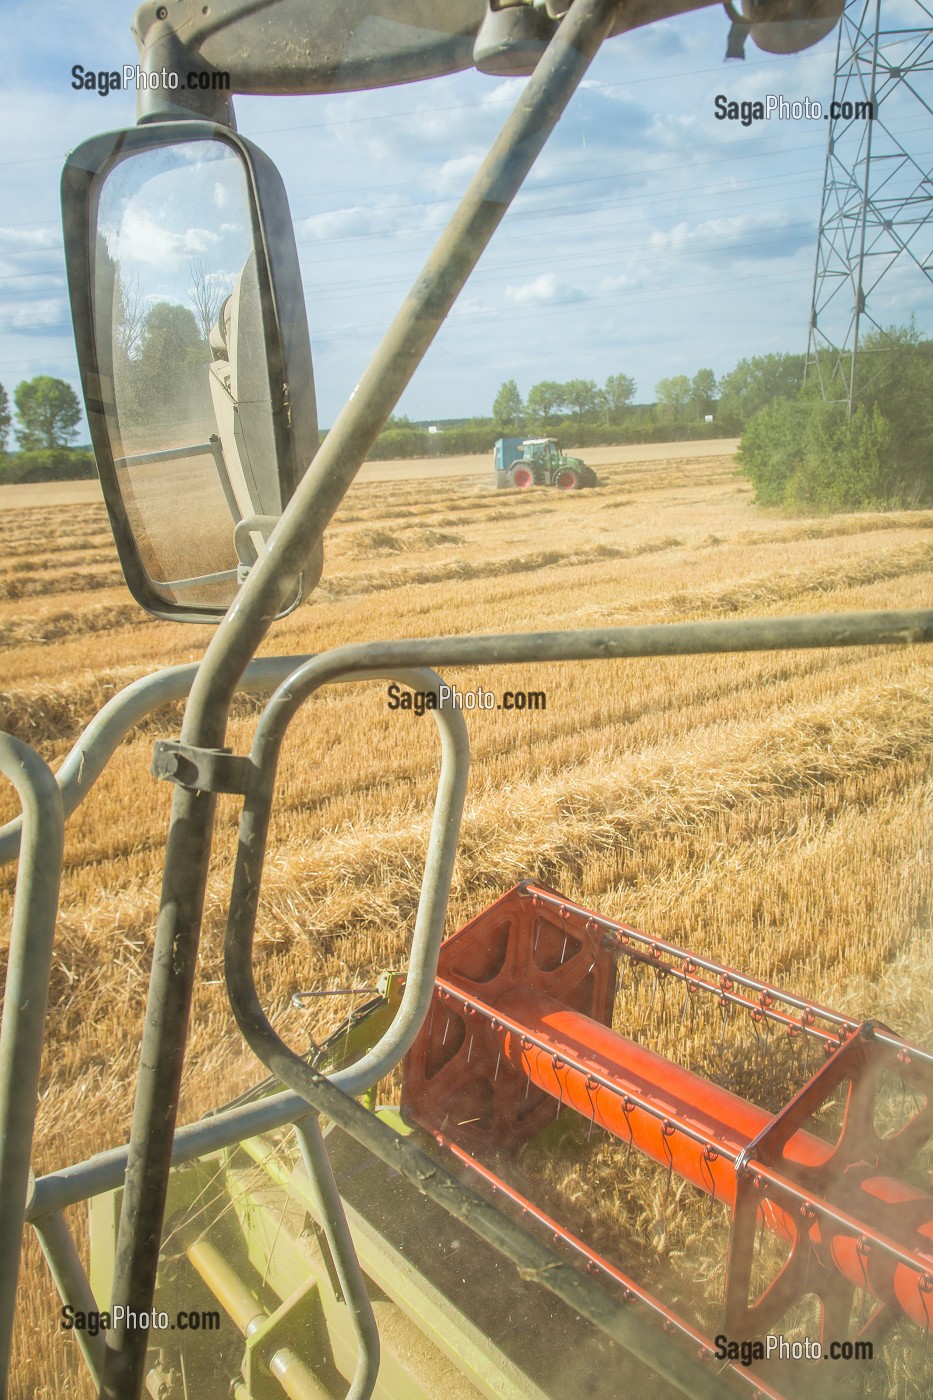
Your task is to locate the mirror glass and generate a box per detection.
[94,139,283,610]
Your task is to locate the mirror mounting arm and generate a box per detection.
[131,11,236,126]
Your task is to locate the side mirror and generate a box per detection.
[62,123,320,622]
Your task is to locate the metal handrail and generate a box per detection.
[293,1119,380,1400]
[0,735,65,1395]
[228,663,469,1099]
[0,657,315,868]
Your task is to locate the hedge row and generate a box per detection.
[362,419,729,461]
[0,423,731,481]
[0,448,96,484]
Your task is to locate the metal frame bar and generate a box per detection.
[99,7,627,1391]
[293,1118,380,1400]
[0,657,314,868]
[0,736,65,1394]
[113,442,217,467]
[230,663,469,1098]
[34,1212,106,1388]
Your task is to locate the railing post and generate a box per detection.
[0,734,65,1394]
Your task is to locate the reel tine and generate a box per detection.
[855,1238,871,1330]
[750,1008,762,1065]
[918,1276,933,1371]
[641,970,658,1035]
[622,1097,635,1166]
[662,1120,675,1194]
[586,1080,598,1141]
[718,1000,730,1054]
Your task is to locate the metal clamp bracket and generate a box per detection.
[152,740,256,795]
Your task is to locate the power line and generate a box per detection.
[0,48,799,171]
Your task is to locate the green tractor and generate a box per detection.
[503,439,598,491]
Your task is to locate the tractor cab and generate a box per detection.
[522,438,561,467]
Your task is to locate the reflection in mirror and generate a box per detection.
[94,140,281,611]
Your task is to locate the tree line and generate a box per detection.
[5,322,929,512]
[492,369,719,433]
[0,377,81,451]
[0,377,92,484]
[0,258,225,484]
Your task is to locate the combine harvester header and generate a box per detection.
[405,882,933,1393]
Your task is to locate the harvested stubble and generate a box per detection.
[0,451,930,1399]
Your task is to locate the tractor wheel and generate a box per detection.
[555,468,580,490]
[509,465,534,489]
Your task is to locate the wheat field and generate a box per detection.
[0,445,931,1398]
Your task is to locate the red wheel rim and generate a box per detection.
[556,470,577,490]
[513,467,533,489]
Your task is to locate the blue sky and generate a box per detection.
[1,0,931,433]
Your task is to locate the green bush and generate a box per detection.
[0,448,96,484]
[737,398,813,506]
[717,353,806,430]
[739,397,923,512]
[738,328,933,513]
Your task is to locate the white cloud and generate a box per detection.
[431,153,483,195]
[599,266,655,294]
[112,208,219,266]
[647,209,807,258]
[0,297,67,332]
[504,273,585,307]
[0,226,61,252]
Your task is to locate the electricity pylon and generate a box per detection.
[806,0,933,411]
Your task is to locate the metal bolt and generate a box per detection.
[156,5,169,18]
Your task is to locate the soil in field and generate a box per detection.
[0,444,930,1398]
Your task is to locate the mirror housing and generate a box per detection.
[62,122,320,622]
